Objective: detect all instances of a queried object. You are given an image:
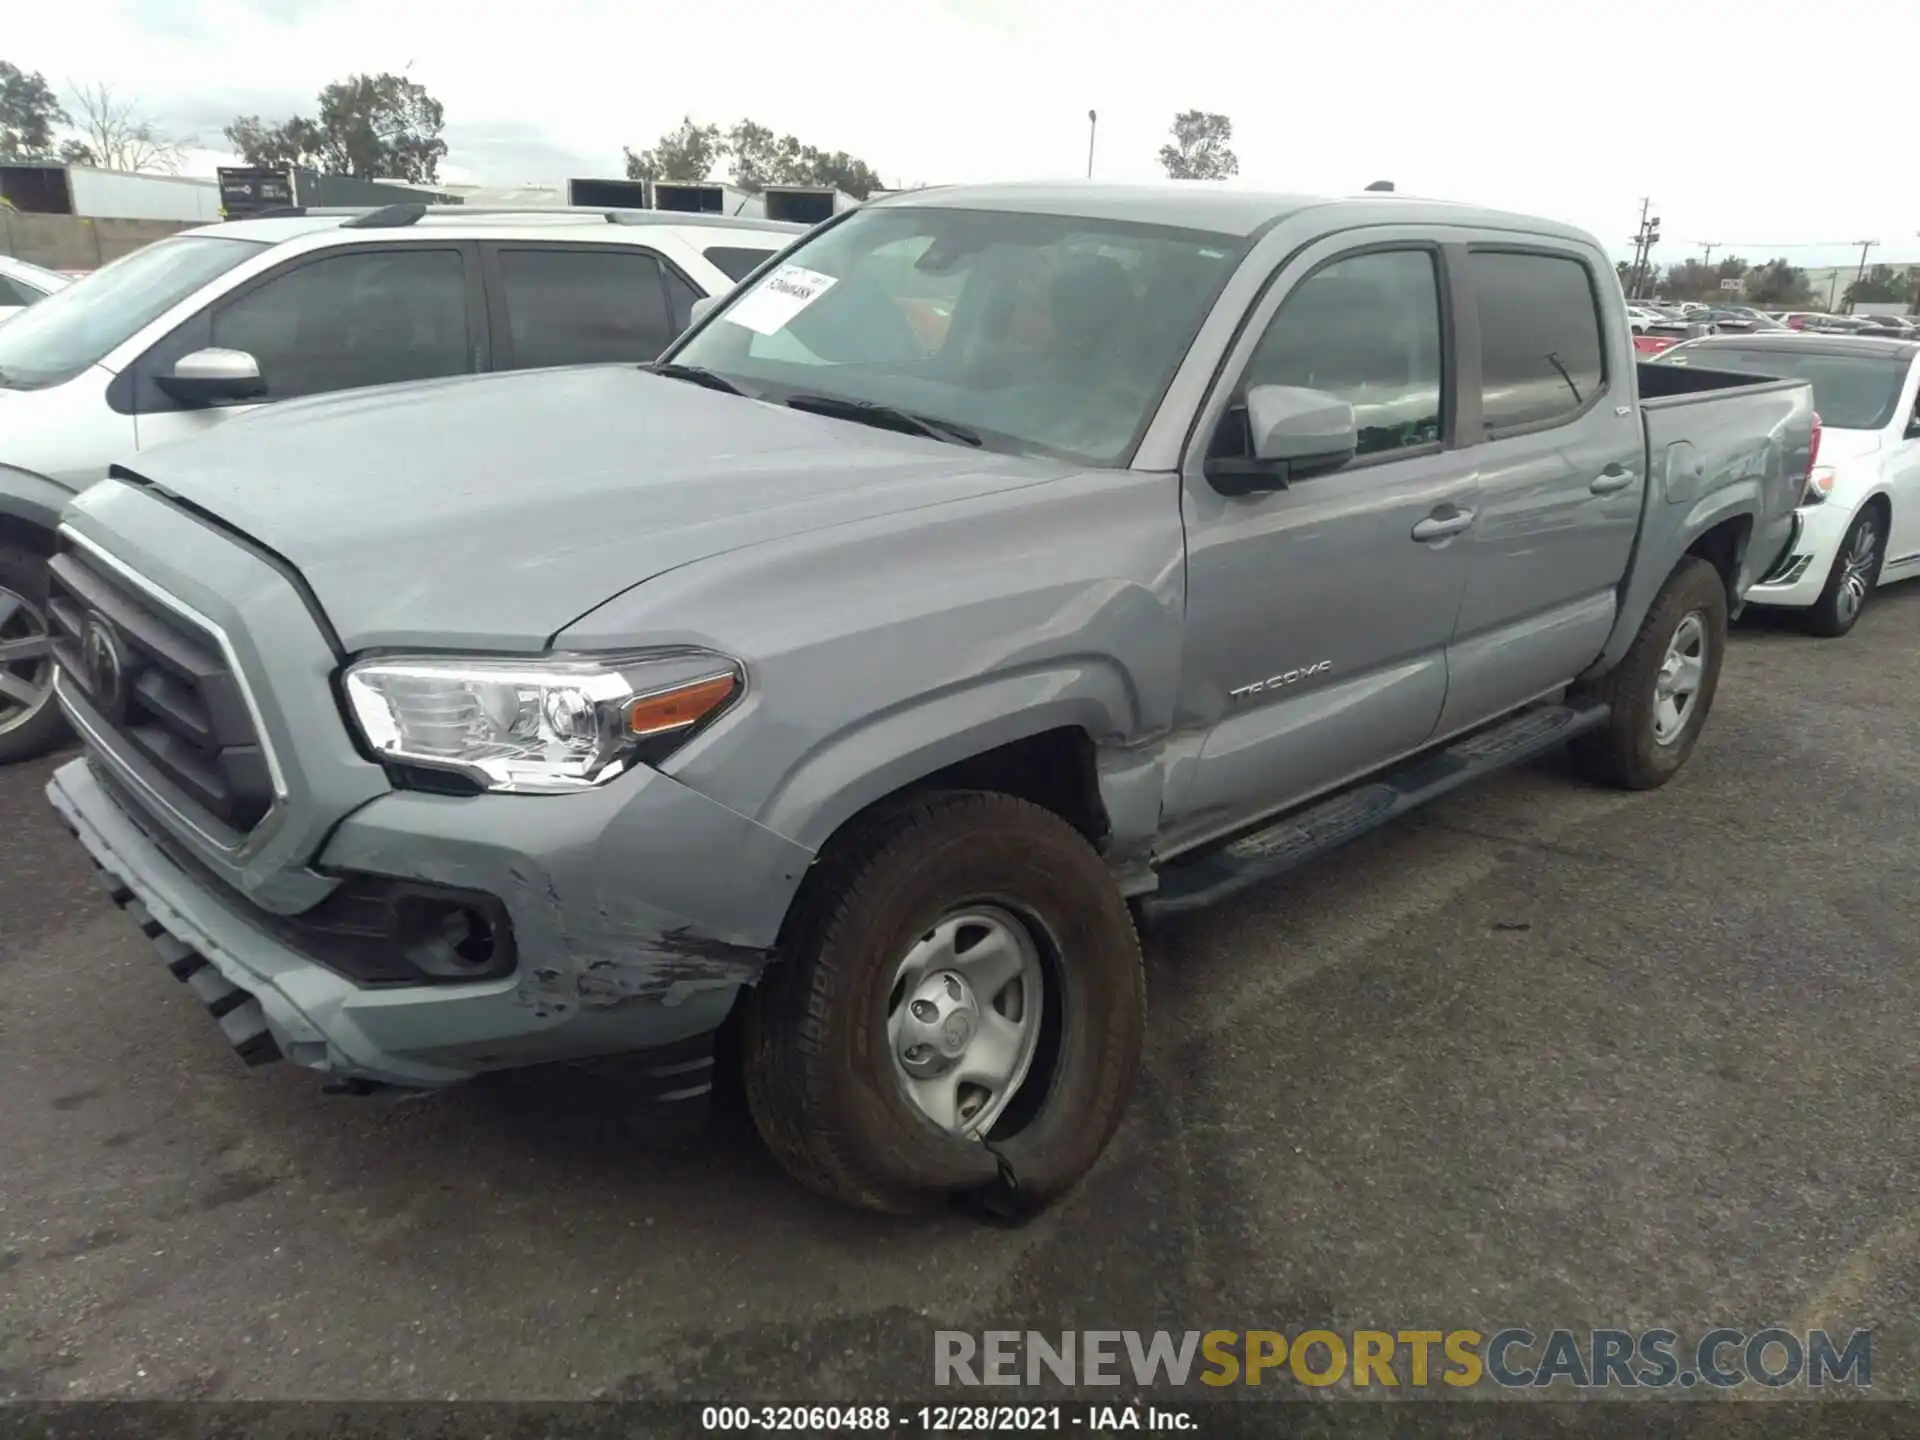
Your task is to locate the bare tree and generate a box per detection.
[65,81,189,174]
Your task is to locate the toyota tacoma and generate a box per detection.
[44,183,1814,1214]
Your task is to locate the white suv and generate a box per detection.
[0,204,799,759]
[0,254,70,325]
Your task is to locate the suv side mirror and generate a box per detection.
[688,296,719,327]
[1207,384,1358,496]
[1906,412,1920,440]
[156,347,266,405]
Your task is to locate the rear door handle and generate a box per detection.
[1590,465,1634,495]
[1412,508,1475,543]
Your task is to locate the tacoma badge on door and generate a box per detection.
[1229,660,1332,700]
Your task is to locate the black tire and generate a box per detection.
[1569,556,1728,791]
[743,791,1146,1215]
[1796,503,1885,639]
[0,538,69,766]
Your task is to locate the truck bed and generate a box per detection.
[1635,357,1793,405]
[1619,361,1815,639]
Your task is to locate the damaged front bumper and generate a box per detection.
[48,756,814,1091]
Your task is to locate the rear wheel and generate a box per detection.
[1797,504,1884,638]
[1570,556,1727,791]
[0,540,68,766]
[743,792,1146,1215]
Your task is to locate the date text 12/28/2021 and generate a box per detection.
[701,1405,1197,1432]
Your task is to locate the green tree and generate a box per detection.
[1845,264,1912,306]
[725,118,803,192]
[1157,110,1238,180]
[223,113,322,170]
[1663,256,1750,302]
[624,117,725,183]
[1744,258,1813,306]
[0,60,70,161]
[790,148,882,199]
[224,72,448,182]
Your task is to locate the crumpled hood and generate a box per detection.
[120,366,1068,651]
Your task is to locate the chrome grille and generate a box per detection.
[47,542,276,835]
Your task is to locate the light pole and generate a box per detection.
[1086,110,1097,179]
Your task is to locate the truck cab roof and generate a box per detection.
[868,180,1601,248]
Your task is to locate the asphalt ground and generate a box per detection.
[2,586,1918,1411]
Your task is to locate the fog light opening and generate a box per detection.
[396,897,500,977]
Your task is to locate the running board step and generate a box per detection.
[1142,698,1610,918]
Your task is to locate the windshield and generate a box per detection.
[2,256,68,292]
[0,235,267,390]
[668,205,1246,464]
[1659,346,1908,430]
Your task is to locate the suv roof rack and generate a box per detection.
[325,203,806,233]
[229,203,810,233]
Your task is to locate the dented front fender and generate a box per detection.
[320,766,813,1044]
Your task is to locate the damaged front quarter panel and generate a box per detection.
[321,767,814,1028]
[515,926,775,1015]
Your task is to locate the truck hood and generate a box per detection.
[120,366,1070,651]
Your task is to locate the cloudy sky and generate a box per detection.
[12,0,1916,269]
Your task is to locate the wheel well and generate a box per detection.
[1858,491,1892,526]
[0,515,55,558]
[796,726,1110,878]
[743,726,1112,1010]
[1686,516,1750,606]
[905,727,1109,845]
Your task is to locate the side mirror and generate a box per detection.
[1207,384,1358,496]
[1906,414,1920,440]
[689,296,719,326]
[156,347,265,405]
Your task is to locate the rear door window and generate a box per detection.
[703,245,777,283]
[1471,251,1606,433]
[492,246,678,369]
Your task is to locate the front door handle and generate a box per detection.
[1412,508,1475,543]
[1590,465,1635,495]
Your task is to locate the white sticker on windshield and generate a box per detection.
[724,264,839,336]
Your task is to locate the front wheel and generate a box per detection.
[0,540,69,766]
[1570,556,1728,791]
[1797,504,1884,638]
[743,792,1146,1215]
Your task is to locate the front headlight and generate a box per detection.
[342,649,743,793]
[1804,465,1838,506]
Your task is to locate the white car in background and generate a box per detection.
[1654,332,1920,635]
[0,204,797,760]
[0,255,70,324]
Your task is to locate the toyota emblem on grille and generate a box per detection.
[81,616,126,713]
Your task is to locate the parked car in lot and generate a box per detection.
[1634,316,1713,356]
[1699,306,1787,334]
[1802,314,1880,335]
[1856,314,1918,338]
[0,205,800,761]
[0,254,70,324]
[1654,332,1920,635]
[40,184,1813,1214]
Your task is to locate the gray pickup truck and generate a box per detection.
[43,183,1814,1215]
